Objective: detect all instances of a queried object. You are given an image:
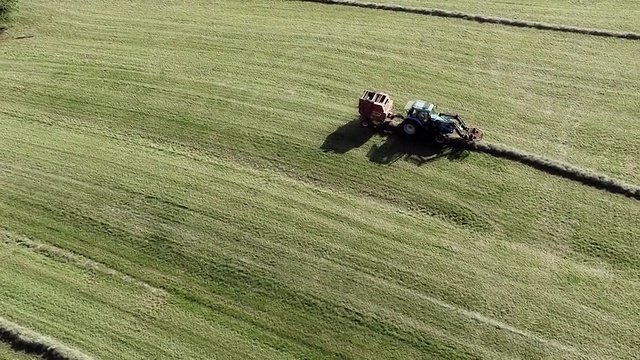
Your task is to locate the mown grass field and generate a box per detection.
[1,0,639,359]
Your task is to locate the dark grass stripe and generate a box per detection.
[296,0,640,40]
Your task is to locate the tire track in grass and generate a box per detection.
[394,280,581,356]
[0,228,168,297]
[295,0,640,40]
[0,317,93,360]
[448,139,640,200]
[254,236,583,356]
[418,292,581,356]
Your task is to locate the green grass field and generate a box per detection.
[1,0,639,359]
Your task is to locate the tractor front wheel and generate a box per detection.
[435,134,446,144]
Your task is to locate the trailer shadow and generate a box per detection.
[367,135,469,166]
[320,118,377,154]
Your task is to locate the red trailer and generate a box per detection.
[358,90,400,128]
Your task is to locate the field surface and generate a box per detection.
[1,0,639,359]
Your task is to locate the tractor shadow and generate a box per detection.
[320,118,377,154]
[367,134,469,166]
[321,118,470,165]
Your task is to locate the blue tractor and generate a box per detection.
[396,100,482,143]
[358,90,483,144]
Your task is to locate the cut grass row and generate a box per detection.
[0,316,92,360]
[355,0,640,32]
[0,342,39,360]
[449,138,640,200]
[297,0,640,40]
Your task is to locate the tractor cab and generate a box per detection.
[401,99,456,137]
[404,100,436,122]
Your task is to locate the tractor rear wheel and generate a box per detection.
[402,122,417,136]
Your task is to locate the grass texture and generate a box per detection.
[0,0,18,23]
[0,0,639,359]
